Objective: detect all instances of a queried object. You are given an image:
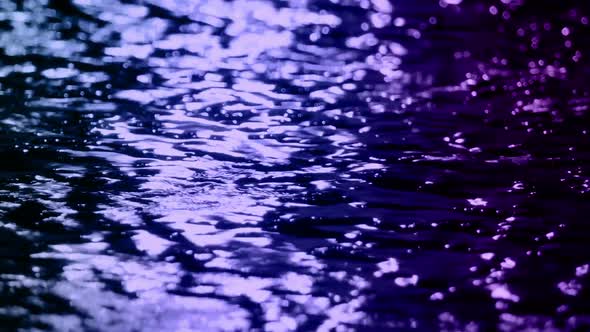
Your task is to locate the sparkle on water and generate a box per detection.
[0,0,589,331]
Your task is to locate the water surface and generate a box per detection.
[1,0,590,331]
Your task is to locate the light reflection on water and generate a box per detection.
[0,0,590,331]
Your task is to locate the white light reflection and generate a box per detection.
[2,0,396,329]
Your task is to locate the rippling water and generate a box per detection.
[1,0,590,331]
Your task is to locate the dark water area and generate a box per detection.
[1,0,590,331]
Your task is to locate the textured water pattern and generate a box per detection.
[1,0,590,331]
